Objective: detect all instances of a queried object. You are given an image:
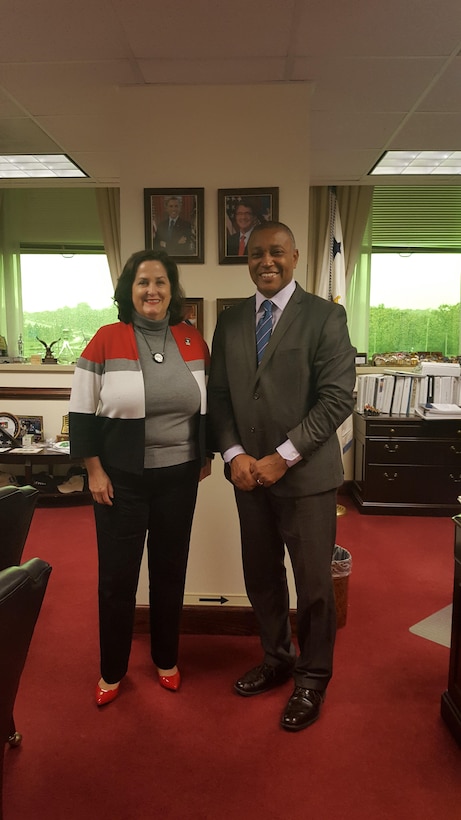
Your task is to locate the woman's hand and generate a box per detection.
[84,457,114,506]
[199,457,212,482]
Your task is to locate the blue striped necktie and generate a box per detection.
[256,299,273,365]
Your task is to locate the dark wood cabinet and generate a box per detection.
[351,411,461,515]
[441,516,461,746]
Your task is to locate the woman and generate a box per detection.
[69,249,212,706]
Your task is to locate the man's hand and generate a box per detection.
[230,454,258,491]
[250,452,288,487]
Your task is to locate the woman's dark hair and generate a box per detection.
[114,249,186,325]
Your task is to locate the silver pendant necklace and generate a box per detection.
[140,326,169,363]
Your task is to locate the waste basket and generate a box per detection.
[332,545,352,628]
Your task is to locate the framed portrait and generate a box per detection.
[184,298,204,336]
[17,414,44,442]
[144,188,204,264]
[218,187,279,265]
[216,298,246,317]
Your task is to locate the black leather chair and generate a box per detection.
[0,485,39,571]
[0,558,52,820]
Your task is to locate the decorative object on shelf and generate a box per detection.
[36,337,59,364]
[0,335,7,357]
[17,415,44,443]
[355,353,368,365]
[218,187,279,265]
[144,188,204,263]
[0,412,20,440]
[57,329,75,364]
[60,414,69,439]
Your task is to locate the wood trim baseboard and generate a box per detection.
[134,605,296,636]
[0,386,71,401]
[134,573,349,635]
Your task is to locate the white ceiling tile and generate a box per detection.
[293,57,447,111]
[310,149,380,183]
[417,57,461,112]
[0,0,131,61]
[0,119,61,153]
[389,113,461,148]
[112,0,292,59]
[310,111,405,149]
[295,0,461,57]
[138,58,286,85]
[34,115,120,152]
[0,62,139,116]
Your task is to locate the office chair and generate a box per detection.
[0,485,40,571]
[0,558,52,820]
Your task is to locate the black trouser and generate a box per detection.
[94,460,200,684]
[234,486,337,691]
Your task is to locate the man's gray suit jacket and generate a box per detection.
[208,283,357,498]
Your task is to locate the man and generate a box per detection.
[208,221,356,732]
[153,195,195,256]
[226,199,258,256]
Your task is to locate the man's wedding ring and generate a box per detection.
[257,479,263,485]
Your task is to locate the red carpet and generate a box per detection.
[3,498,461,819]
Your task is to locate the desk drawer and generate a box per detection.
[366,439,461,465]
[362,465,461,504]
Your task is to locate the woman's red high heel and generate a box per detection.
[95,683,120,706]
[158,670,181,691]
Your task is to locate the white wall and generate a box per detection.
[2,83,317,607]
[116,83,311,606]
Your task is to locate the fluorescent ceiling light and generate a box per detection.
[0,154,87,178]
[370,151,461,176]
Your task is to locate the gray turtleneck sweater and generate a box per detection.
[133,312,200,469]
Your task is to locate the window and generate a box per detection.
[350,186,461,359]
[369,252,461,358]
[20,253,117,361]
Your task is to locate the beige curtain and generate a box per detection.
[0,190,23,358]
[308,186,373,296]
[95,188,121,287]
[308,185,373,470]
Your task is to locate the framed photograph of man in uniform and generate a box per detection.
[217,187,279,265]
[144,188,204,263]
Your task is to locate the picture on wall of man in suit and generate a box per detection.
[152,195,195,256]
[226,199,259,257]
[144,188,204,263]
[218,188,278,264]
[208,220,356,732]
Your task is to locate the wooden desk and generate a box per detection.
[352,411,461,515]
[0,447,90,505]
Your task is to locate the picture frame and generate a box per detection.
[17,414,44,443]
[184,298,204,336]
[144,188,204,264]
[217,187,279,265]
[216,298,246,317]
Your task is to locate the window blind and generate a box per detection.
[372,186,461,251]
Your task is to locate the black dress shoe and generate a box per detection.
[281,687,325,731]
[234,663,293,697]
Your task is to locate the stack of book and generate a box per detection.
[356,362,461,416]
[415,403,461,420]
